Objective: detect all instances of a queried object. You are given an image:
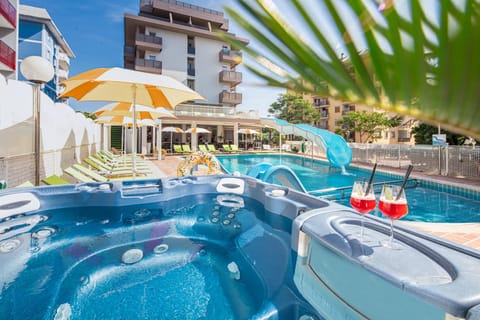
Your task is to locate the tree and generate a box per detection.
[412,123,470,145]
[337,111,399,143]
[268,93,320,125]
[224,1,480,140]
[78,111,97,120]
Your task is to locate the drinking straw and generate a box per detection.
[395,164,414,200]
[364,162,377,195]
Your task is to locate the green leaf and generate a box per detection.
[224,0,480,139]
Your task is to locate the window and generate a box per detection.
[187,79,195,90]
[149,31,156,37]
[148,55,156,60]
[187,36,195,54]
[335,106,340,113]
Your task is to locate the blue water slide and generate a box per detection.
[273,119,352,168]
[246,162,272,180]
[246,162,307,193]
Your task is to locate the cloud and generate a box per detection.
[104,2,138,23]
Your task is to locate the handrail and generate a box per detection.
[308,179,419,196]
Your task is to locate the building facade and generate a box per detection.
[123,0,263,153]
[0,0,17,80]
[301,93,417,144]
[18,5,74,101]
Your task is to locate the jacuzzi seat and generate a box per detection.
[292,208,480,320]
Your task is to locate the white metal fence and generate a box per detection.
[350,143,480,178]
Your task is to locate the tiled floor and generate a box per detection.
[149,155,480,252]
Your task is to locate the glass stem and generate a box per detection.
[360,215,365,243]
[389,218,394,246]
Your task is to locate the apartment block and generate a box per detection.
[0,0,17,80]
[18,5,75,101]
[124,0,249,107]
[303,93,416,144]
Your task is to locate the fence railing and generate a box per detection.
[0,143,99,188]
[285,142,480,179]
[350,143,480,178]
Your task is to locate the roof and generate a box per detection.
[19,5,75,58]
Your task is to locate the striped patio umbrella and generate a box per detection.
[59,67,204,174]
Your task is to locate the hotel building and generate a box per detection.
[0,0,17,80]
[123,0,263,152]
[18,5,75,101]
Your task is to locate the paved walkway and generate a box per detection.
[148,155,480,252]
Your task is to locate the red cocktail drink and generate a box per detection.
[350,197,376,214]
[378,200,408,220]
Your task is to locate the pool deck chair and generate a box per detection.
[230,145,240,152]
[73,164,108,182]
[207,144,218,153]
[64,167,96,183]
[173,144,184,154]
[182,144,192,153]
[198,145,208,152]
[42,175,70,185]
[222,144,232,152]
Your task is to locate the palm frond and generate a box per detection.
[223,0,480,139]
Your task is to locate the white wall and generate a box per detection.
[195,37,226,103]
[0,77,101,185]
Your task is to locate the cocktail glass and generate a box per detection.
[350,181,376,243]
[378,185,408,249]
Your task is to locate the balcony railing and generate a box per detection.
[219,91,242,105]
[188,47,195,55]
[135,33,162,52]
[0,0,16,28]
[57,52,70,70]
[174,103,256,119]
[57,68,68,81]
[0,40,15,71]
[187,68,195,76]
[219,49,242,65]
[219,70,242,84]
[135,58,162,74]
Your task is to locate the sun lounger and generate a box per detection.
[73,164,132,181]
[207,144,218,153]
[64,167,96,183]
[173,144,184,153]
[15,181,34,188]
[198,145,208,152]
[42,175,70,185]
[182,144,192,153]
[229,145,240,152]
[222,144,232,152]
[73,164,108,182]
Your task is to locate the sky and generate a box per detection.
[20,0,285,116]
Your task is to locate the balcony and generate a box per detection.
[219,70,242,84]
[58,52,70,70]
[219,49,242,66]
[219,91,242,105]
[135,33,162,52]
[188,47,195,55]
[124,46,135,62]
[57,68,68,81]
[134,58,162,74]
[0,40,15,71]
[0,0,16,28]
[187,68,195,76]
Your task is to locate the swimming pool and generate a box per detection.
[217,154,480,223]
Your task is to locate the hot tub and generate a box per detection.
[0,176,326,320]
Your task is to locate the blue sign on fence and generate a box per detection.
[432,134,447,146]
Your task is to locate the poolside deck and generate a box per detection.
[148,155,480,252]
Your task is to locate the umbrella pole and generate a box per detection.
[170,131,173,153]
[157,119,162,160]
[131,85,137,177]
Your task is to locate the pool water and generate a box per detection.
[0,191,317,320]
[217,154,480,223]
